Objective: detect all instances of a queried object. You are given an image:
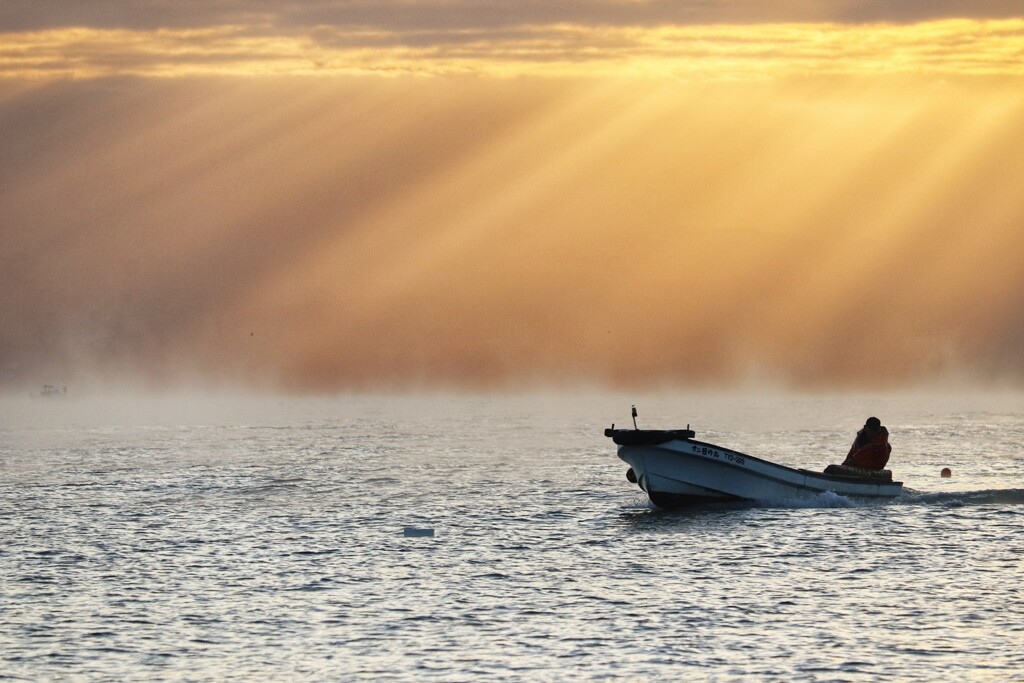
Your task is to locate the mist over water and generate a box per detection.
[2,389,1021,680]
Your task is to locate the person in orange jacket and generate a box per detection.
[842,416,891,470]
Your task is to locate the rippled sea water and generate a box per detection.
[2,390,1022,681]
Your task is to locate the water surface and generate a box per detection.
[2,390,1022,680]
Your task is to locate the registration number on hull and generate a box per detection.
[691,444,746,466]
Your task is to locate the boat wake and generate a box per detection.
[899,488,1024,507]
[763,491,868,509]
[632,491,882,512]
[630,488,1024,513]
[747,488,1024,509]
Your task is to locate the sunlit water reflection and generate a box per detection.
[2,391,1022,680]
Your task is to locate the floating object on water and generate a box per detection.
[403,527,435,537]
[941,467,952,478]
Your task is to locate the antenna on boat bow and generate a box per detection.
[631,405,638,430]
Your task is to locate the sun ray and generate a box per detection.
[2,15,1024,389]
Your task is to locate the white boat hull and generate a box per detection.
[611,433,902,508]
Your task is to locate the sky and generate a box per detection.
[2,1,1024,391]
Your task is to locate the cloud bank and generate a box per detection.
[2,20,1024,80]
[2,0,1023,33]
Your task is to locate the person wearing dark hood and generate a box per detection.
[842,417,891,470]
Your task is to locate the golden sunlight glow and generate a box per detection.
[1,20,1023,80]
[119,78,1021,390]
[2,14,1024,390]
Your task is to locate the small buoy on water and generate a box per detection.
[626,468,637,484]
[940,467,952,478]
[403,527,435,538]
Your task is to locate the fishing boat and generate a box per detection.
[605,415,902,508]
